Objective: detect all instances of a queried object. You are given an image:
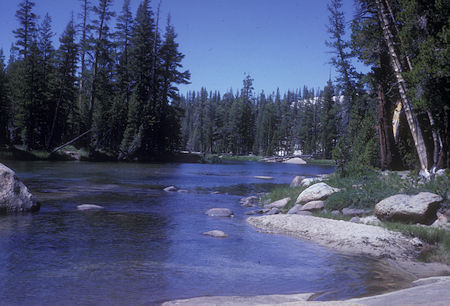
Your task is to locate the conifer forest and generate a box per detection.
[0,0,449,174]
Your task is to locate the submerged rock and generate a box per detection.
[240,195,259,207]
[375,192,443,224]
[202,230,228,238]
[0,163,39,213]
[77,204,104,211]
[163,186,177,192]
[296,182,340,204]
[205,208,234,217]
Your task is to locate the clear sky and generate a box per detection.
[0,0,366,95]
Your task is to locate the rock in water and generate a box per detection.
[205,208,234,217]
[77,204,104,211]
[163,186,177,192]
[0,163,39,213]
[202,230,228,238]
[296,182,340,204]
[375,192,443,224]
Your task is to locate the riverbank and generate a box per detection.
[163,276,450,305]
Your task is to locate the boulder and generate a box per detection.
[342,208,372,216]
[283,157,306,164]
[375,192,443,224]
[77,204,104,211]
[163,186,177,192]
[240,196,259,207]
[0,163,39,213]
[205,208,234,217]
[290,176,305,188]
[431,214,449,229]
[300,200,324,212]
[202,230,228,238]
[296,183,340,204]
[349,217,360,223]
[266,197,291,209]
[300,177,323,187]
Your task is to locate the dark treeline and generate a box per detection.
[178,77,338,159]
[0,0,448,173]
[0,0,189,161]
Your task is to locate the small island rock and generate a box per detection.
[205,208,234,217]
[163,186,177,192]
[0,163,39,213]
[202,230,228,238]
[77,204,104,211]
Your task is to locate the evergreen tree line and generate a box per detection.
[179,0,449,175]
[325,0,449,175]
[178,76,339,159]
[0,0,189,161]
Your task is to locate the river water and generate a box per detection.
[0,161,410,305]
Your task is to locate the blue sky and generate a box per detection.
[0,0,366,95]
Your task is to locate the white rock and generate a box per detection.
[254,176,274,180]
[77,204,104,211]
[359,216,381,226]
[290,176,305,188]
[202,230,228,238]
[283,157,306,164]
[205,208,234,217]
[300,177,323,186]
[163,186,177,192]
[296,183,340,204]
[266,197,291,209]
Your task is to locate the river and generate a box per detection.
[0,161,410,305]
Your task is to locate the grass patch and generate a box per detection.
[306,159,336,166]
[382,222,450,262]
[262,184,307,212]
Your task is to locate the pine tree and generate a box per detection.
[320,79,337,159]
[47,18,78,149]
[0,50,10,146]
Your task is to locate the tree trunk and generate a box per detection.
[375,0,429,170]
[377,83,400,170]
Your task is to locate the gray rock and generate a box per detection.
[290,176,305,188]
[202,230,228,238]
[266,207,281,215]
[295,211,313,216]
[266,197,291,209]
[300,200,324,212]
[410,237,423,247]
[163,186,177,192]
[349,217,360,223]
[283,157,306,164]
[375,192,443,224]
[431,214,449,229]
[0,163,39,213]
[296,183,340,204]
[287,204,302,214]
[240,195,259,207]
[342,207,372,216]
[205,208,234,217]
[331,210,340,215]
[77,204,104,211]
